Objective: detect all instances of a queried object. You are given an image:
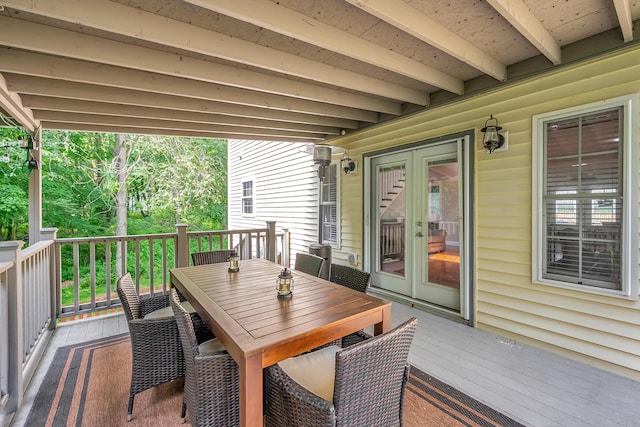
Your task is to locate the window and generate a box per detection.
[242,180,254,216]
[319,162,340,247]
[533,94,638,297]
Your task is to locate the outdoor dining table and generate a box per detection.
[169,257,391,427]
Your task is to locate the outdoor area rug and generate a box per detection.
[26,334,524,426]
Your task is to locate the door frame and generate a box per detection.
[363,130,475,323]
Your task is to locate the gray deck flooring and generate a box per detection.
[3,303,639,427]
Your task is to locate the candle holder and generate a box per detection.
[276,268,294,299]
[228,252,240,273]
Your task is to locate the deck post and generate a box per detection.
[28,128,43,246]
[266,221,276,262]
[175,223,190,268]
[41,228,58,328]
[0,241,24,414]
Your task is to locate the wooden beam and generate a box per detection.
[0,72,37,132]
[40,121,323,143]
[22,95,358,129]
[184,0,464,94]
[0,48,390,118]
[613,0,634,42]
[22,97,340,135]
[4,74,378,123]
[0,0,431,103]
[0,19,419,109]
[33,110,331,139]
[343,0,506,81]
[485,0,561,65]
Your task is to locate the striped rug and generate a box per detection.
[27,334,523,426]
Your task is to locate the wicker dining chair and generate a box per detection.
[264,317,418,427]
[329,263,371,293]
[329,264,372,347]
[191,249,237,266]
[169,288,240,426]
[294,252,325,277]
[117,273,185,421]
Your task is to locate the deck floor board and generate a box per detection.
[3,303,639,427]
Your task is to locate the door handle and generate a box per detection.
[416,232,424,237]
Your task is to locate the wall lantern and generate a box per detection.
[480,115,506,153]
[1,134,38,171]
[228,252,240,273]
[341,153,356,175]
[276,268,294,299]
[313,146,332,181]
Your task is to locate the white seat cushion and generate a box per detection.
[198,338,226,354]
[143,301,196,319]
[277,345,340,402]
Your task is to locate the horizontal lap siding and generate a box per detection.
[339,46,640,379]
[228,140,319,262]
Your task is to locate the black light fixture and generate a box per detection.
[480,115,505,153]
[341,153,356,174]
[1,134,38,171]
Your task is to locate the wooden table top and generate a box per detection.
[170,258,391,366]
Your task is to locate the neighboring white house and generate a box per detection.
[228,139,350,268]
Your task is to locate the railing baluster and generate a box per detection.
[90,241,96,312]
[148,238,155,295]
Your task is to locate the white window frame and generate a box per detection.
[241,178,255,218]
[532,94,638,298]
[319,161,340,248]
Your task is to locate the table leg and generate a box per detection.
[374,305,392,335]
[240,353,263,427]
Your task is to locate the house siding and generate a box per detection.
[333,45,640,379]
[228,139,320,264]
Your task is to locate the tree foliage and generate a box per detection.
[0,129,228,241]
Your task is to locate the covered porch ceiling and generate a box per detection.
[0,0,638,144]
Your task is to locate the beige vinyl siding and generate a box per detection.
[228,139,320,264]
[334,45,640,380]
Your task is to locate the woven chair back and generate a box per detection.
[191,249,237,266]
[117,273,141,320]
[294,252,325,277]
[329,264,370,293]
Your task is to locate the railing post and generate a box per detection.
[0,241,24,414]
[282,228,290,268]
[175,223,190,268]
[266,221,276,262]
[41,228,58,328]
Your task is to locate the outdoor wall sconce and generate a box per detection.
[480,115,506,153]
[276,267,294,299]
[228,252,240,273]
[341,153,356,175]
[1,134,38,171]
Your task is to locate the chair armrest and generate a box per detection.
[127,317,181,357]
[139,294,170,317]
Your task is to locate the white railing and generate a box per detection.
[54,222,288,318]
[0,261,13,412]
[0,221,289,415]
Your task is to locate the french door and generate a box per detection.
[366,136,471,318]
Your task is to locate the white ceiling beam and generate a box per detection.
[0,18,419,109]
[0,49,390,118]
[0,72,37,132]
[485,0,561,65]
[0,0,432,102]
[613,0,634,42]
[184,0,463,94]
[40,122,322,143]
[13,80,359,129]
[22,95,358,129]
[343,0,506,81]
[21,96,339,135]
[33,110,328,139]
[4,74,378,123]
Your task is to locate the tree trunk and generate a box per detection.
[114,133,128,279]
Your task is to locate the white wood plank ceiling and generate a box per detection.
[0,0,637,142]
